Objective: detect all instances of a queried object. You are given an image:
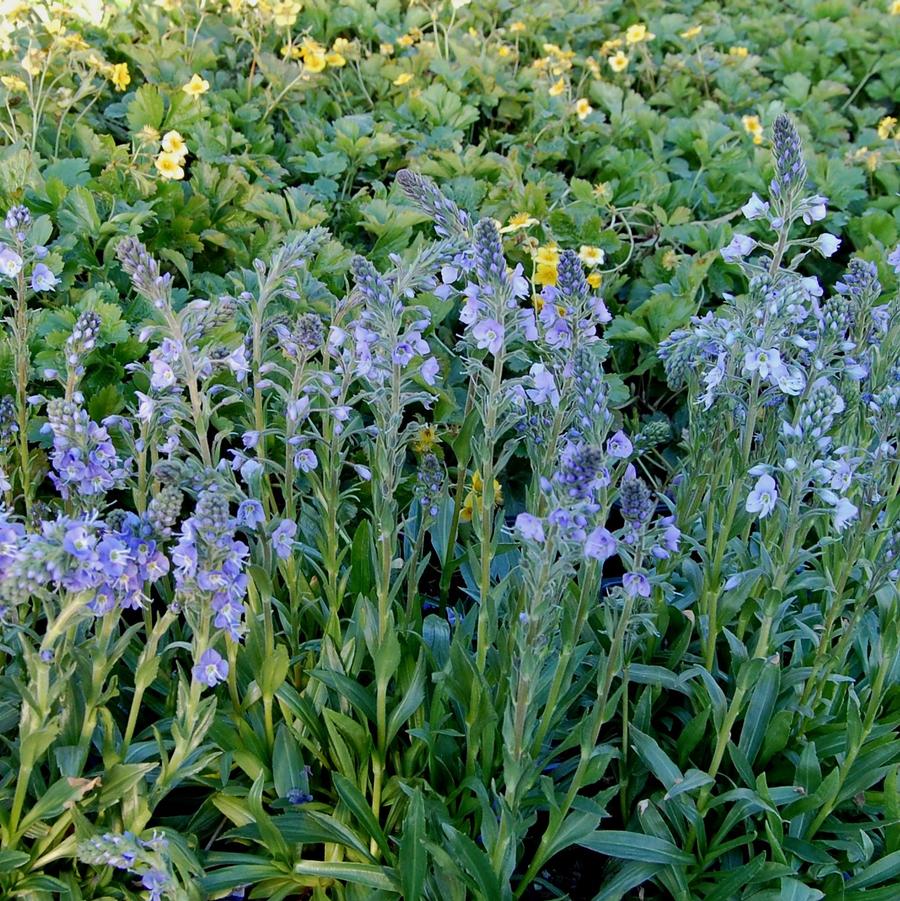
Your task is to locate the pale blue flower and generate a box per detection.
[746,473,777,518]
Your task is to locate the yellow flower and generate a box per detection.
[578,245,605,266]
[534,262,558,286]
[161,130,188,160]
[497,44,512,59]
[380,42,394,56]
[398,33,415,48]
[137,125,161,144]
[281,44,303,59]
[325,51,346,67]
[661,249,679,270]
[729,46,749,58]
[548,77,566,97]
[21,49,45,77]
[303,54,326,73]
[393,72,414,86]
[332,37,355,58]
[609,51,629,73]
[877,116,898,140]
[600,38,623,55]
[109,63,130,92]
[681,25,703,39]
[272,0,301,28]
[499,212,539,234]
[460,472,503,522]
[155,152,185,180]
[1,74,27,92]
[891,0,900,12]
[593,182,612,202]
[535,244,560,267]
[586,272,602,289]
[412,425,439,454]
[182,73,210,97]
[585,56,601,77]
[575,98,593,120]
[45,18,65,36]
[509,21,526,34]
[625,23,654,45]
[742,114,764,144]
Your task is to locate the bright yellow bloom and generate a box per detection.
[325,51,346,67]
[586,272,602,289]
[161,130,188,160]
[534,262,558,286]
[500,212,539,234]
[509,21,526,33]
[877,116,898,140]
[729,46,749,58]
[109,63,130,92]
[575,98,593,120]
[380,42,394,55]
[398,33,415,48]
[393,72,414,86]
[412,425,439,454]
[742,114,764,144]
[548,77,566,97]
[609,51,629,73]
[891,0,900,13]
[155,152,185,180]
[497,44,513,59]
[1,74,27,92]
[579,245,605,266]
[681,25,703,39]
[535,245,560,267]
[272,0,301,28]
[332,37,355,58]
[182,73,210,96]
[460,472,503,522]
[625,23,654,44]
[303,54,327,73]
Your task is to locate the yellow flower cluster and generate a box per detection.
[154,130,189,181]
[532,42,576,77]
[680,25,703,40]
[412,424,439,454]
[742,114,764,145]
[877,116,898,140]
[281,36,351,70]
[728,46,749,58]
[849,146,882,172]
[460,471,503,523]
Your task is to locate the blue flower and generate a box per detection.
[31,262,59,292]
[272,519,297,559]
[237,499,265,529]
[515,513,545,543]
[193,648,229,687]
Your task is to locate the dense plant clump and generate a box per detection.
[0,1,899,899]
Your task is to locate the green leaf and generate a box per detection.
[399,789,426,900]
[127,84,165,132]
[846,849,900,890]
[579,831,693,866]
[272,725,304,800]
[738,657,780,764]
[293,860,399,891]
[333,773,392,861]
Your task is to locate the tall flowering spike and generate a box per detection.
[415,452,444,518]
[147,486,184,537]
[836,258,881,305]
[473,218,508,287]
[396,169,471,238]
[556,250,588,300]
[558,445,606,500]
[772,114,806,197]
[0,396,18,453]
[658,328,704,389]
[571,346,608,440]
[65,310,101,377]
[620,476,655,529]
[350,255,393,307]
[116,237,172,306]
